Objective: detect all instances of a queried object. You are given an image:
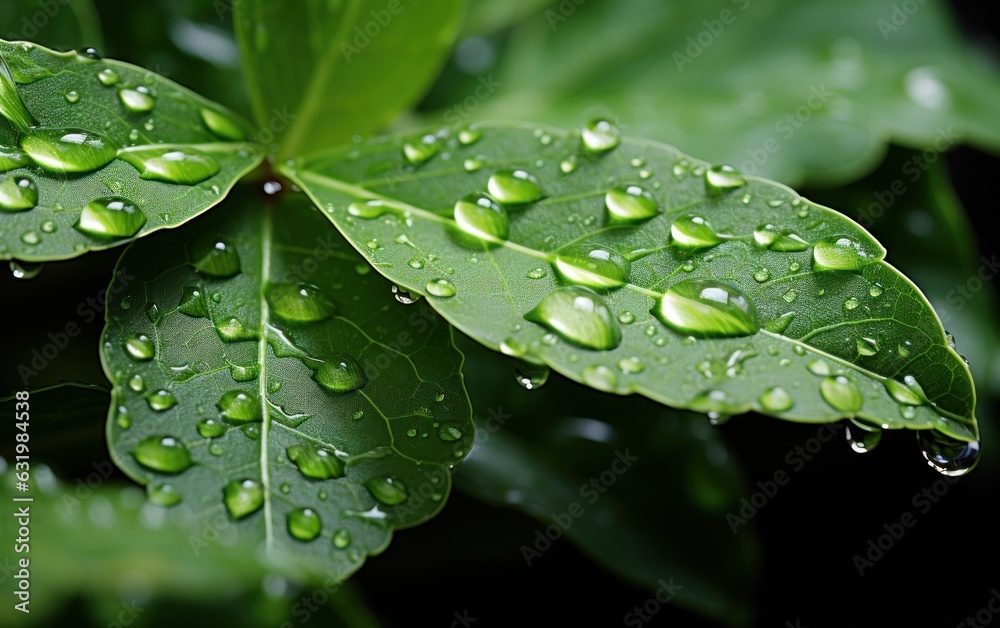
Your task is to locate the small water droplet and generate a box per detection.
[200,108,246,141]
[21,127,117,173]
[617,356,645,374]
[332,528,352,549]
[148,482,182,506]
[439,426,463,441]
[97,68,120,86]
[287,444,344,479]
[119,147,220,185]
[760,386,794,412]
[118,86,155,112]
[704,164,746,196]
[197,417,226,438]
[224,479,263,519]
[843,297,860,311]
[0,175,38,212]
[618,311,635,324]
[807,360,831,376]
[74,197,146,239]
[425,278,457,298]
[392,285,422,304]
[313,356,368,393]
[128,374,144,392]
[753,224,810,252]
[526,267,547,279]
[217,390,261,423]
[366,477,408,505]
[560,157,578,174]
[458,127,482,146]
[857,337,878,356]
[190,235,241,278]
[146,389,176,412]
[403,134,439,166]
[581,119,620,154]
[753,268,770,283]
[348,200,389,219]
[287,508,322,541]
[583,365,618,391]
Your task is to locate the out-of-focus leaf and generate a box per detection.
[0,0,102,52]
[462,0,553,35]
[0,382,108,463]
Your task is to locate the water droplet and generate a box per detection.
[426,278,457,298]
[581,119,620,154]
[148,482,182,506]
[224,479,263,519]
[917,431,979,476]
[119,147,220,185]
[605,185,659,224]
[560,157,578,174]
[197,417,226,438]
[617,356,645,374]
[870,283,884,297]
[190,235,241,278]
[63,89,80,104]
[21,128,117,173]
[287,508,322,541]
[454,193,509,240]
[392,285,421,304]
[807,360,831,376]
[118,87,155,112]
[583,365,618,391]
[653,279,759,338]
[124,333,155,360]
[74,197,146,239]
[266,283,335,323]
[618,311,636,325]
[332,529,352,549]
[403,134,439,166]
[313,356,368,393]
[760,386,794,412]
[407,257,425,270]
[217,390,261,423]
[0,175,38,212]
[177,286,208,318]
[554,244,631,289]
[856,337,878,356]
[287,445,344,479]
[366,477,408,505]
[704,164,746,196]
[348,200,390,219]
[526,267,547,279]
[525,286,622,350]
[230,363,259,382]
[515,362,550,390]
[0,148,31,173]
[883,375,927,406]
[671,215,722,250]
[439,426,463,441]
[97,68,120,86]
[753,224,810,251]
[463,157,484,172]
[819,376,862,412]
[846,420,882,453]
[843,297,859,311]
[352,410,364,420]
[146,389,176,412]
[813,236,880,271]
[487,169,545,204]
[128,374,144,392]
[217,317,252,342]
[132,436,192,473]
[200,108,246,141]
[458,127,482,146]
[753,268,770,283]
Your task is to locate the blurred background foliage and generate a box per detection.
[2,0,998,626]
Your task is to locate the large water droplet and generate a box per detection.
[191,235,241,278]
[224,479,263,519]
[200,108,246,141]
[177,286,208,318]
[581,119,620,154]
[0,175,37,212]
[454,193,509,240]
[425,278,457,298]
[266,283,335,323]
[653,279,759,338]
[605,185,659,224]
[760,386,794,412]
[118,87,155,112]
[917,431,980,476]
[525,286,622,351]
[124,333,155,360]
[671,215,723,250]
[819,376,862,412]
[217,390,262,423]
[119,147,220,185]
[704,165,746,197]
[132,436,192,473]
[21,128,117,173]
[813,236,880,271]
[403,134,439,166]
[846,420,882,453]
[287,444,344,479]
[287,508,322,541]
[366,476,408,505]
[0,55,37,131]
[884,375,927,406]
[487,169,545,204]
[554,244,631,289]
[313,356,368,393]
[0,148,31,173]
[74,197,146,238]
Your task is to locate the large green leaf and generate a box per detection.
[102,191,473,583]
[435,0,1000,186]
[234,0,463,159]
[283,122,979,461]
[455,337,759,625]
[0,39,263,262]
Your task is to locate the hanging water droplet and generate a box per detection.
[332,528,352,549]
[287,444,344,479]
[487,169,545,204]
[118,86,155,112]
[653,279,759,338]
[146,389,177,412]
[200,108,246,141]
[515,362,550,390]
[266,283,335,322]
[366,477,408,505]
[425,278,457,298]
[819,376,862,412]
[313,356,368,393]
[524,286,622,351]
[224,479,263,519]
[917,431,980,476]
[119,147,220,185]
[21,127,117,173]
[671,214,723,250]
[554,244,631,289]
[124,333,155,360]
[605,185,659,224]
[454,193,509,240]
[392,284,422,304]
[190,235,241,278]
[403,134,439,166]
[148,482,182,506]
[760,386,794,412]
[813,236,880,271]
[0,175,38,212]
[197,417,226,438]
[9,260,42,280]
[846,420,882,453]
[74,197,146,238]
[217,390,262,423]
[704,164,746,197]
[579,119,621,155]
[132,436,192,473]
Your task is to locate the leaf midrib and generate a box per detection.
[258,205,275,551]
[284,166,973,429]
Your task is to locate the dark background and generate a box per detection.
[2,1,998,626]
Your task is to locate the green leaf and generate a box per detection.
[437,0,1000,186]
[455,338,759,625]
[234,0,463,159]
[462,0,553,35]
[0,39,263,262]
[102,190,473,583]
[0,0,103,52]
[283,122,979,455]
